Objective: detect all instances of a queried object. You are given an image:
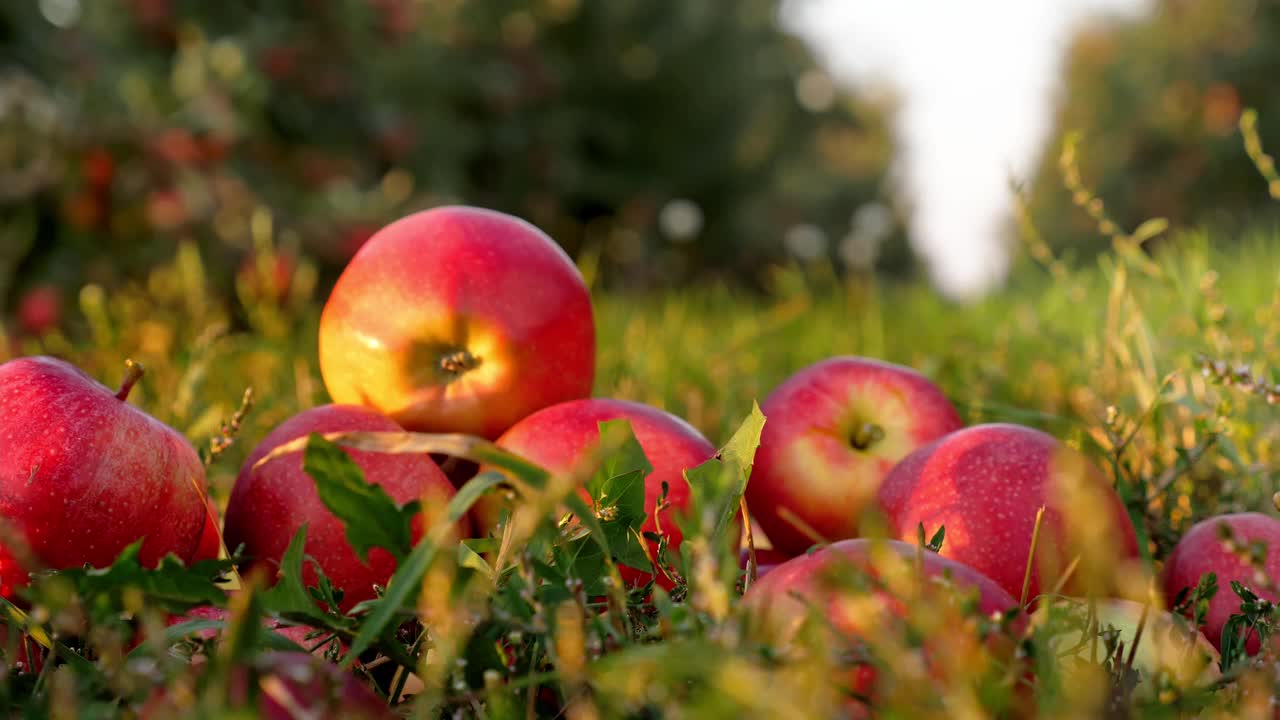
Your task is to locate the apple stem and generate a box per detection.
[849,422,885,451]
[116,359,145,401]
[439,349,481,376]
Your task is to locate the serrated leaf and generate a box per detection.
[33,542,228,612]
[683,403,766,541]
[342,469,506,666]
[303,433,417,563]
[258,526,329,623]
[585,420,653,521]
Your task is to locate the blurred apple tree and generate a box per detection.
[0,0,909,319]
[1023,0,1280,260]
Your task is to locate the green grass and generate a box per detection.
[5,226,1280,717]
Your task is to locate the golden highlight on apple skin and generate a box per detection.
[319,206,596,439]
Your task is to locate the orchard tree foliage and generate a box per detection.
[0,0,908,313]
[1024,0,1280,260]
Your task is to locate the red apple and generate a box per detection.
[741,538,1022,703]
[16,286,61,337]
[140,651,391,719]
[189,501,223,564]
[224,404,466,611]
[1162,512,1280,654]
[738,547,794,579]
[164,605,342,655]
[0,357,207,598]
[318,206,595,439]
[472,398,716,588]
[876,423,1140,603]
[747,357,964,556]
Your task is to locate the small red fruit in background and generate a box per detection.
[319,206,595,439]
[876,423,1140,602]
[1162,512,1280,654]
[224,404,466,611]
[472,398,716,589]
[16,286,61,337]
[748,357,964,555]
[0,357,207,598]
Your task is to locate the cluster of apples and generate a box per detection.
[3,205,1279,709]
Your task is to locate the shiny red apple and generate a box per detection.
[224,404,466,611]
[472,398,716,588]
[1162,512,1280,654]
[748,357,964,555]
[0,357,207,598]
[876,423,1140,602]
[318,206,595,439]
[738,547,794,579]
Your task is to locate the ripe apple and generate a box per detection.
[140,651,392,719]
[319,206,595,439]
[738,547,794,579]
[876,423,1141,603]
[164,605,342,655]
[1162,512,1280,654]
[472,398,716,588]
[0,357,207,598]
[189,501,223,564]
[224,404,466,611]
[747,357,964,556]
[741,538,1022,704]
[1039,598,1219,696]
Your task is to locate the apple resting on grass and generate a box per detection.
[472,398,716,589]
[741,538,1022,704]
[1162,512,1280,654]
[164,605,343,656]
[140,651,392,719]
[319,206,595,439]
[738,547,794,579]
[876,423,1140,602]
[224,404,466,611]
[1039,598,1220,697]
[747,357,964,556]
[0,357,207,598]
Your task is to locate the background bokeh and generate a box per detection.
[0,0,910,323]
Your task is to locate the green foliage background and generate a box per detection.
[1024,0,1280,259]
[0,0,907,313]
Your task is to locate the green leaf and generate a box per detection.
[342,469,505,666]
[33,541,228,613]
[258,526,329,623]
[684,403,767,541]
[303,433,417,563]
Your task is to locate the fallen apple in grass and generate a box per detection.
[319,206,595,439]
[224,404,466,611]
[140,651,391,719]
[472,398,716,589]
[1038,597,1219,698]
[747,357,964,556]
[876,423,1141,602]
[1162,512,1280,654]
[0,357,207,598]
[189,501,223,564]
[741,538,1023,706]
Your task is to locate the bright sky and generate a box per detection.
[786,0,1150,299]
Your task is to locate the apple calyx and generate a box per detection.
[116,359,145,401]
[849,422,885,452]
[439,349,481,377]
